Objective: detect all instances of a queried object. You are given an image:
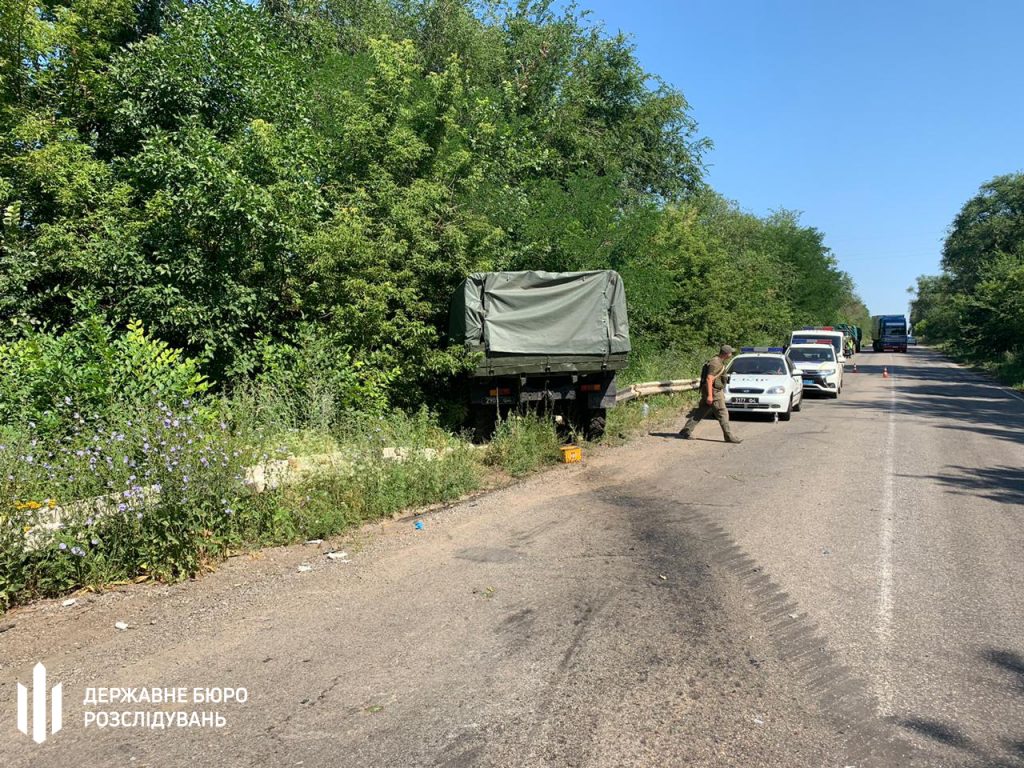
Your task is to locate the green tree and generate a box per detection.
[912,172,1024,370]
[1,0,870,410]
[942,172,1024,290]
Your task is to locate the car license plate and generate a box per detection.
[733,397,758,404]
[802,379,815,385]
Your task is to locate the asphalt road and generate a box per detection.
[1,347,1022,767]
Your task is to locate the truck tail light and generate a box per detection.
[488,387,512,396]
[579,383,603,392]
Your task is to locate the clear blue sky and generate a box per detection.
[573,0,1024,317]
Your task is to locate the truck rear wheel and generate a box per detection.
[471,405,497,443]
[584,410,607,440]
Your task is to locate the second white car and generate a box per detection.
[787,342,843,397]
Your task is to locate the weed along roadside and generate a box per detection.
[0,406,479,611]
[0,384,695,613]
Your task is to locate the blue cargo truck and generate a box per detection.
[870,314,908,353]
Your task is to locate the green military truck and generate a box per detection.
[834,323,862,353]
[449,270,630,441]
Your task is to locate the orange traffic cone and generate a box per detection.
[882,367,889,378]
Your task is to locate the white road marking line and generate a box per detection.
[877,377,897,717]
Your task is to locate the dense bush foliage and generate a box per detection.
[1,0,865,408]
[911,173,1024,384]
[0,319,208,435]
[0,0,872,607]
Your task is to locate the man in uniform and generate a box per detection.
[679,345,742,444]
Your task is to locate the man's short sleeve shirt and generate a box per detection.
[706,355,726,392]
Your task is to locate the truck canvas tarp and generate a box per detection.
[451,270,630,376]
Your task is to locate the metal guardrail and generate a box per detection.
[616,378,700,403]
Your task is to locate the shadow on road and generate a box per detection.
[898,465,1024,508]
[837,348,1024,449]
[987,649,1024,691]
[647,432,724,443]
[889,648,1024,767]
[897,717,973,750]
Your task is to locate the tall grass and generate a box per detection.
[1,358,696,611]
[0,396,491,610]
[277,410,482,539]
[484,414,563,476]
[993,352,1024,391]
[619,345,708,384]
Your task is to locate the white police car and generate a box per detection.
[787,342,843,397]
[724,347,804,421]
